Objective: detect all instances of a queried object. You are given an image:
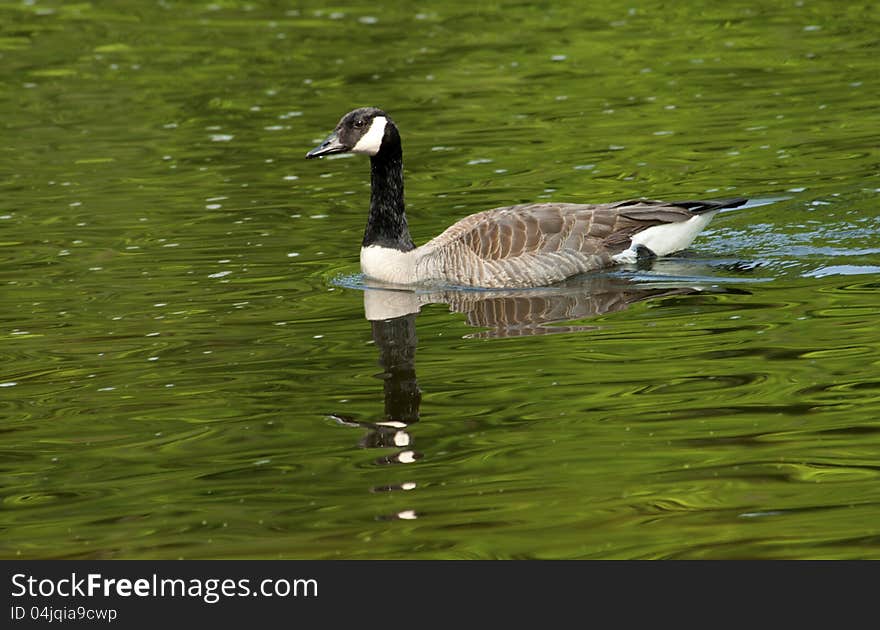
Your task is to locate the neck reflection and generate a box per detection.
[334,270,749,517]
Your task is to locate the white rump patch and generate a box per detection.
[612,210,719,263]
[611,248,639,264]
[351,116,387,156]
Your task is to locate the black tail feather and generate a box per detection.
[672,197,748,214]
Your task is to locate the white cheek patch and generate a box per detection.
[351,116,387,155]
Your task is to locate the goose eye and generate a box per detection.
[353,119,366,129]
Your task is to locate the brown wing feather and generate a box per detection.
[420,200,710,288]
[447,201,694,261]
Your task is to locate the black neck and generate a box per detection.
[362,138,415,251]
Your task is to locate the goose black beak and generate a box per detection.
[306,132,348,159]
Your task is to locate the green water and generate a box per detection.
[2,1,879,559]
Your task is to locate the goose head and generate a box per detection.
[306,107,399,159]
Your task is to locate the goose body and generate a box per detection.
[307,107,746,289]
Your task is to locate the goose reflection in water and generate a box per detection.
[327,310,424,508]
[362,272,735,338]
[329,269,750,517]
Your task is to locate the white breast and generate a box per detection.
[360,244,420,284]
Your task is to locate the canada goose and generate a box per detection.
[306,107,747,289]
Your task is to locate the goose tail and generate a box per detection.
[669,197,748,214]
[613,197,748,263]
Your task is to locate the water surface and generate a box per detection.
[1,0,879,559]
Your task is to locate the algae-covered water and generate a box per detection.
[1,1,879,559]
